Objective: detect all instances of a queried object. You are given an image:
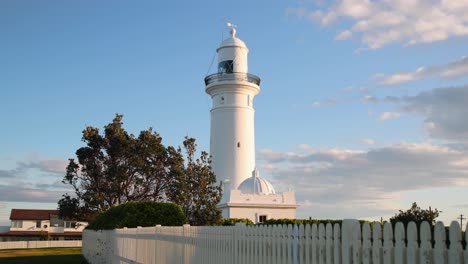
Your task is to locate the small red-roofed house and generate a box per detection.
[0,209,88,241]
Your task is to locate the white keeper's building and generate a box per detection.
[204,27,299,224]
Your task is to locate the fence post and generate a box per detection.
[352,221,362,264]
[341,219,359,264]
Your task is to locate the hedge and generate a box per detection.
[86,201,186,230]
[219,218,254,226]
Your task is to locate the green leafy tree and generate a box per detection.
[166,137,222,225]
[59,114,222,225]
[59,114,170,220]
[390,202,440,227]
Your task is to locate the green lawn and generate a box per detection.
[0,247,88,264]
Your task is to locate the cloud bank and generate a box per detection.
[288,0,468,49]
[258,142,468,219]
[401,85,468,141]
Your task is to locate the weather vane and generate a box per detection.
[227,22,237,37]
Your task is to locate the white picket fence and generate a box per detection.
[82,220,468,264]
[0,240,82,250]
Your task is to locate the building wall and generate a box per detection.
[10,220,51,232]
[220,190,298,223]
[9,220,87,232]
[208,85,259,190]
[224,206,297,223]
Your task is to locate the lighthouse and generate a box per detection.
[205,26,298,223]
[204,27,260,190]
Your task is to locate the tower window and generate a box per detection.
[237,142,241,148]
[218,60,234,73]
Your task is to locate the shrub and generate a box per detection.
[219,218,254,226]
[86,201,186,230]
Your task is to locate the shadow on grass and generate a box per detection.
[0,254,89,264]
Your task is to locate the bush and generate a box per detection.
[86,201,186,230]
[219,218,254,226]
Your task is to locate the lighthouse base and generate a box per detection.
[218,190,299,224]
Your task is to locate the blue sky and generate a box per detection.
[1,0,468,226]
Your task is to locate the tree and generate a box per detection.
[59,114,170,220]
[59,114,222,225]
[166,137,222,225]
[390,202,440,227]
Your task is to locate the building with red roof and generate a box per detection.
[0,209,88,241]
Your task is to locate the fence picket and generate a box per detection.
[395,222,406,264]
[448,221,462,264]
[407,222,419,264]
[333,223,341,264]
[373,222,383,264]
[326,223,334,264]
[362,223,371,264]
[82,219,468,264]
[434,222,447,264]
[383,222,394,264]
[352,222,362,264]
[312,224,319,264]
[305,224,312,264]
[420,221,432,264]
[299,225,305,264]
[288,224,294,264]
[319,224,326,264]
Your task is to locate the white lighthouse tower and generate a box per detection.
[205,27,259,190]
[205,26,298,223]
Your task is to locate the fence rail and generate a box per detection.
[0,240,82,250]
[82,220,468,264]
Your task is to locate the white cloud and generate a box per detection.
[312,101,321,107]
[288,1,468,49]
[379,112,400,121]
[379,56,468,85]
[259,142,468,219]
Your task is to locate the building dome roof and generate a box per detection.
[217,28,248,51]
[238,173,276,195]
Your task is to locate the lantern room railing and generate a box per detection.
[204,72,261,86]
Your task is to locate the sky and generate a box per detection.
[1,0,468,226]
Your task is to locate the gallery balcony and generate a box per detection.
[204,72,261,86]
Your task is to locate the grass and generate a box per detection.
[0,247,88,264]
